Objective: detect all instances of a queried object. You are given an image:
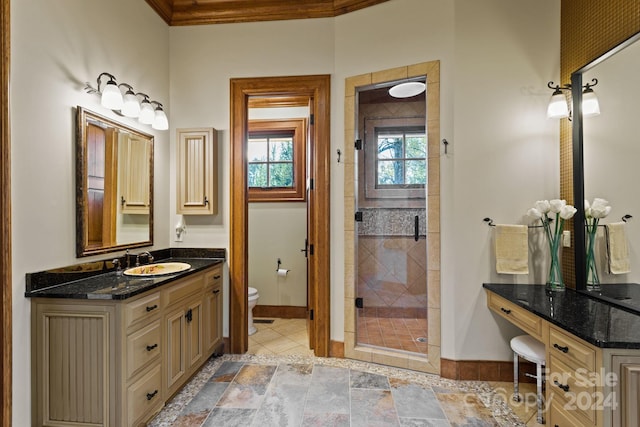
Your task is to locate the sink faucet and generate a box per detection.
[135,251,154,266]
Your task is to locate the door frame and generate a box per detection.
[229,75,331,356]
[343,62,441,374]
[1,0,11,423]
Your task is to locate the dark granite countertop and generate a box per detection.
[25,248,225,301]
[483,283,640,349]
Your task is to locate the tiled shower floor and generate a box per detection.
[148,353,533,427]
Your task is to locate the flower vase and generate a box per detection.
[546,231,565,291]
[586,221,601,291]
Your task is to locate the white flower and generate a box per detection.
[527,208,543,220]
[549,199,567,214]
[534,200,551,214]
[559,205,577,220]
[589,198,611,219]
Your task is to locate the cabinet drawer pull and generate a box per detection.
[553,380,570,392]
[146,390,159,401]
[213,289,220,294]
[500,307,511,314]
[553,343,569,353]
[146,343,158,352]
[146,304,158,312]
[214,275,221,280]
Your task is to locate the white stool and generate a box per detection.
[511,335,546,424]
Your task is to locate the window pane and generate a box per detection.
[270,138,293,161]
[377,135,403,159]
[269,163,293,187]
[405,134,426,158]
[248,139,268,162]
[248,163,267,187]
[405,160,427,185]
[377,160,404,185]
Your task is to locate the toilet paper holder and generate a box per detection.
[276,258,290,276]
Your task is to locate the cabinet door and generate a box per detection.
[204,285,223,354]
[165,307,186,392]
[176,128,218,215]
[612,355,640,427]
[185,299,204,370]
[119,134,151,215]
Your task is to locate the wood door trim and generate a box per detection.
[1,0,11,424]
[229,75,330,356]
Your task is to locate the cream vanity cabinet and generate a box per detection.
[176,128,218,215]
[484,284,640,427]
[31,263,223,427]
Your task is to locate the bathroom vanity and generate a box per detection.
[26,249,224,427]
[484,283,640,427]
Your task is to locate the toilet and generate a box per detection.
[248,287,260,335]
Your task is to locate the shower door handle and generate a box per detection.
[301,239,308,257]
[414,216,419,241]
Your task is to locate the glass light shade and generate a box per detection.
[138,101,155,125]
[152,108,169,130]
[121,91,140,117]
[389,81,426,98]
[582,89,600,117]
[547,92,570,119]
[101,81,123,110]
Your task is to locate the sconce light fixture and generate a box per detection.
[546,78,600,120]
[389,81,426,98]
[84,72,169,130]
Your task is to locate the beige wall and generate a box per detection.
[11,0,170,423]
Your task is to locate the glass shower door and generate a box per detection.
[354,107,428,355]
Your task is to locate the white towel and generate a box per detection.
[606,222,631,274]
[495,224,529,274]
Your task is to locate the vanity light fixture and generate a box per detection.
[546,78,600,119]
[84,72,169,130]
[389,81,426,98]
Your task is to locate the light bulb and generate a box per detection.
[389,81,425,98]
[547,91,569,119]
[152,107,169,130]
[121,90,140,117]
[101,79,123,110]
[139,100,155,125]
[582,89,600,117]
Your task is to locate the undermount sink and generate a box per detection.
[123,262,191,277]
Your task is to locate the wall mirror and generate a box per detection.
[573,32,640,302]
[76,107,153,257]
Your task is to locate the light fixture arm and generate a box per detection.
[582,78,598,91]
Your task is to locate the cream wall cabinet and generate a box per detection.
[119,134,151,215]
[176,128,218,215]
[31,263,223,427]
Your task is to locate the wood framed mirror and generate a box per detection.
[76,107,153,257]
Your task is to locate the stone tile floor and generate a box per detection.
[148,353,535,426]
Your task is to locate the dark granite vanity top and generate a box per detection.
[483,283,640,349]
[579,283,640,314]
[25,248,225,301]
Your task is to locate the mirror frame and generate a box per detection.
[572,31,640,289]
[75,106,154,257]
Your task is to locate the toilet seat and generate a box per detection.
[248,287,258,297]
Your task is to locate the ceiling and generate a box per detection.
[145,0,390,26]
